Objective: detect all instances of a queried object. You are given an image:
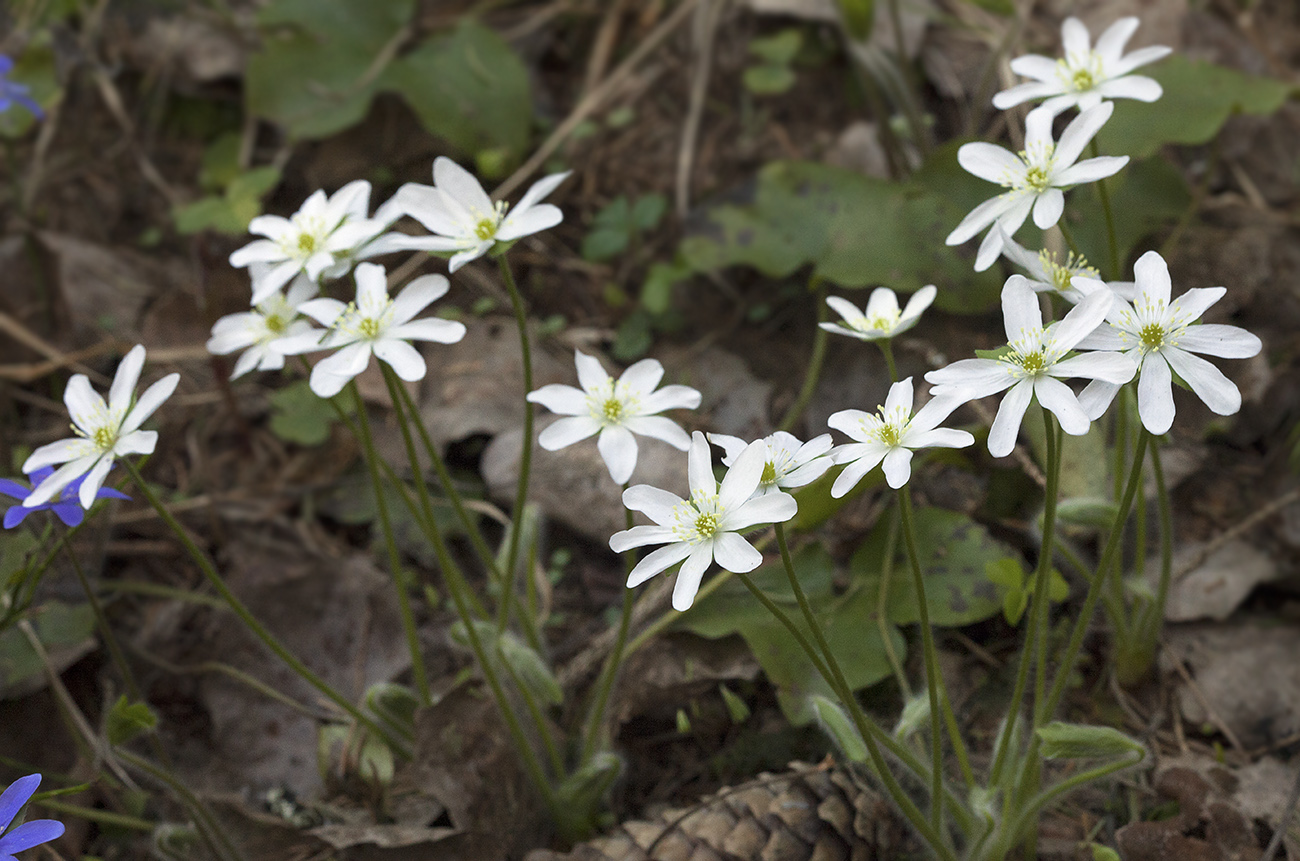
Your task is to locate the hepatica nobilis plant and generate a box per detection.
[2,12,1269,858]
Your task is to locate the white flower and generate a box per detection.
[828,378,973,495]
[821,285,937,341]
[995,225,1126,304]
[206,271,319,379]
[229,180,393,302]
[527,352,701,484]
[22,345,179,509]
[707,431,834,496]
[275,262,466,398]
[381,157,571,272]
[1075,250,1262,434]
[993,17,1171,116]
[924,276,1136,457]
[946,103,1129,271]
[610,432,798,611]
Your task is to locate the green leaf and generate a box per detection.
[228,166,283,203]
[680,156,1004,313]
[268,380,350,446]
[1,530,40,591]
[318,723,395,784]
[834,0,874,42]
[678,544,903,725]
[719,684,751,724]
[497,630,563,706]
[172,197,247,236]
[246,0,417,140]
[0,602,95,698]
[852,508,1015,627]
[1037,721,1146,760]
[744,64,796,96]
[1021,407,1111,501]
[198,132,243,191]
[631,193,668,233]
[640,262,689,314]
[383,20,532,160]
[810,694,867,761]
[106,695,158,746]
[1068,157,1191,271]
[748,29,803,65]
[582,228,630,262]
[1090,844,1122,861]
[1097,55,1294,160]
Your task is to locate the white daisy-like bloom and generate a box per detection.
[610,432,798,611]
[994,226,1132,304]
[924,276,1136,457]
[993,17,1171,116]
[1074,251,1262,435]
[206,272,319,380]
[381,157,571,273]
[22,345,179,509]
[821,285,937,342]
[707,431,834,497]
[230,180,393,302]
[527,352,702,484]
[827,378,973,496]
[946,103,1129,272]
[274,262,466,398]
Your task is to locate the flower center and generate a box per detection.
[357,317,381,339]
[264,314,287,334]
[601,397,625,423]
[1012,349,1047,375]
[297,233,317,255]
[864,405,909,447]
[474,218,497,241]
[671,492,724,544]
[760,461,778,484]
[1022,165,1050,192]
[1037,250,1099,294]
[588,381,639,428]
[1139,322,1166,351]
[92,425,116,450]
[335,299,394,341]
[1071,68,1096,90]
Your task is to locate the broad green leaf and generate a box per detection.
[1068,157,1191,272]
[246,0,417,140]
[681,157,1004,312]
[640,262,690,314]
[268,380,349,446]
[678,544,902,725]
[383,20,532,161]
[744,65,796,95]
[851,507,1015,626]
[748,30,803,65]
[1037,721,1145,760]
[631,193,668,232]
[810,695,867,761]
[834,0,874,41]
[1097,55,1293,160]
[1021,408,1110,500]
[318,723,395,784]
[582,228,629,262]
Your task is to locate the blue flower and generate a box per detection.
[0,466,129,529]
[0,774,64,859]
[0,55,43,119]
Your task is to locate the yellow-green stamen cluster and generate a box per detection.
[587,381,639,428]
[854,309,902,334]
[1003,332,1059,378]
[760,460,778,484]
[335,299,394,342]
[863,405,910,446]
[1037,250,1099,294]
[671,491,723,544]
[1058,54,1104,93]
[471,201,510,242]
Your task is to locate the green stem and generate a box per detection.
[581,494,638,763]
[392,379,503,591]
[119,460,410,757]
[1090,139,1121,280]
[117,748,244,861]
[1045,429,1150,718]
[898,487,952,833]
[878,339,899,383]
[778,280,830,433]
[1033,414,1063,725]
[497,254,535,631]
[1149,437,1173,635]
[351,381,432,708]
[36,798,155,832]
[734,570,832,683]
[876,508,910,695]
[1056,219,1083,259]
[899,489,972,790]
[775,525,956,861]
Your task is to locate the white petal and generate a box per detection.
[826,295,864,323]
[881,448,914,488]
[609,524,674,553]
[433,157,494,220]
[387,318,467,345]
[373,339,427,381]
[1094,17,1139,63]
[780,456,834,488]
[1053,156,1129,186]
[831,452,883,498]
[1074,322,1127,351]
[447,244,492,272]
[1024,107,1056,155]
[1034,376,1090,435]
[827,410,872,440]
[638,385,702,414]
[513,171,570,214]
[64,375,106,434]
[230,238,287,269]
[23,438,98,473]
[1032,189,1064,229]
[946,195,1018,246]
[1055,102,1115,169]
[1008,54,1060,82]
[1163,347,1242,417]
[712,532,762,574]
[622,485,684,526]
[882,377,915,415]
[1137,353,1175,434]
[1175,324,1261,359]
[623,415,691,450]
[527,384,587,415]
[1134,250,1171,307]
[619,357,665,395]
[1061,17,1092,60]
[23,455,101,507]
[574,351,611,393]
[706,433,748,465]
[1050,351,1135,384]
[988,380,1033,457]
[109,345,146,415]
[598,425,639,484]
[992,81,1064,110]
[958,143,1022,184]
[77,456,115,510]
[353,263,390,314]
[687,431,715,496]
[672,546,715,610]
[497,205,562,241]
[121,373,180,434]
[900,285,937,323]
[625,542,692,588]
[908,394,962,434]
[1078,379,1121,420]
[538,416,601,450]
[1168,286,1226,324]
[316,341,372,382]
[1110,46,1173,78]
[390,274,449,325]
[298,298,347,327]
[391,183,463,236]
[924,359,1014,402]
[717,441,766,511]
[1002,276,1043,342]
[905,428,974,450]
[1052,287,1114,350]
[1096,76,1162,103]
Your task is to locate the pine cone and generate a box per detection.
[527,761,902,861]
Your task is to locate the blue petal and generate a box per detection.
[0,774,40,834]
[0,480,30,501]
[52,502,85,527]
[3,506,30,529]
[0,818,66,851]
[96,488,131,502]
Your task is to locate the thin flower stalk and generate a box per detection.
[349,380,432,708]
[498,256,534,631]
[580,492,637,764]
[778,280,830,432]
